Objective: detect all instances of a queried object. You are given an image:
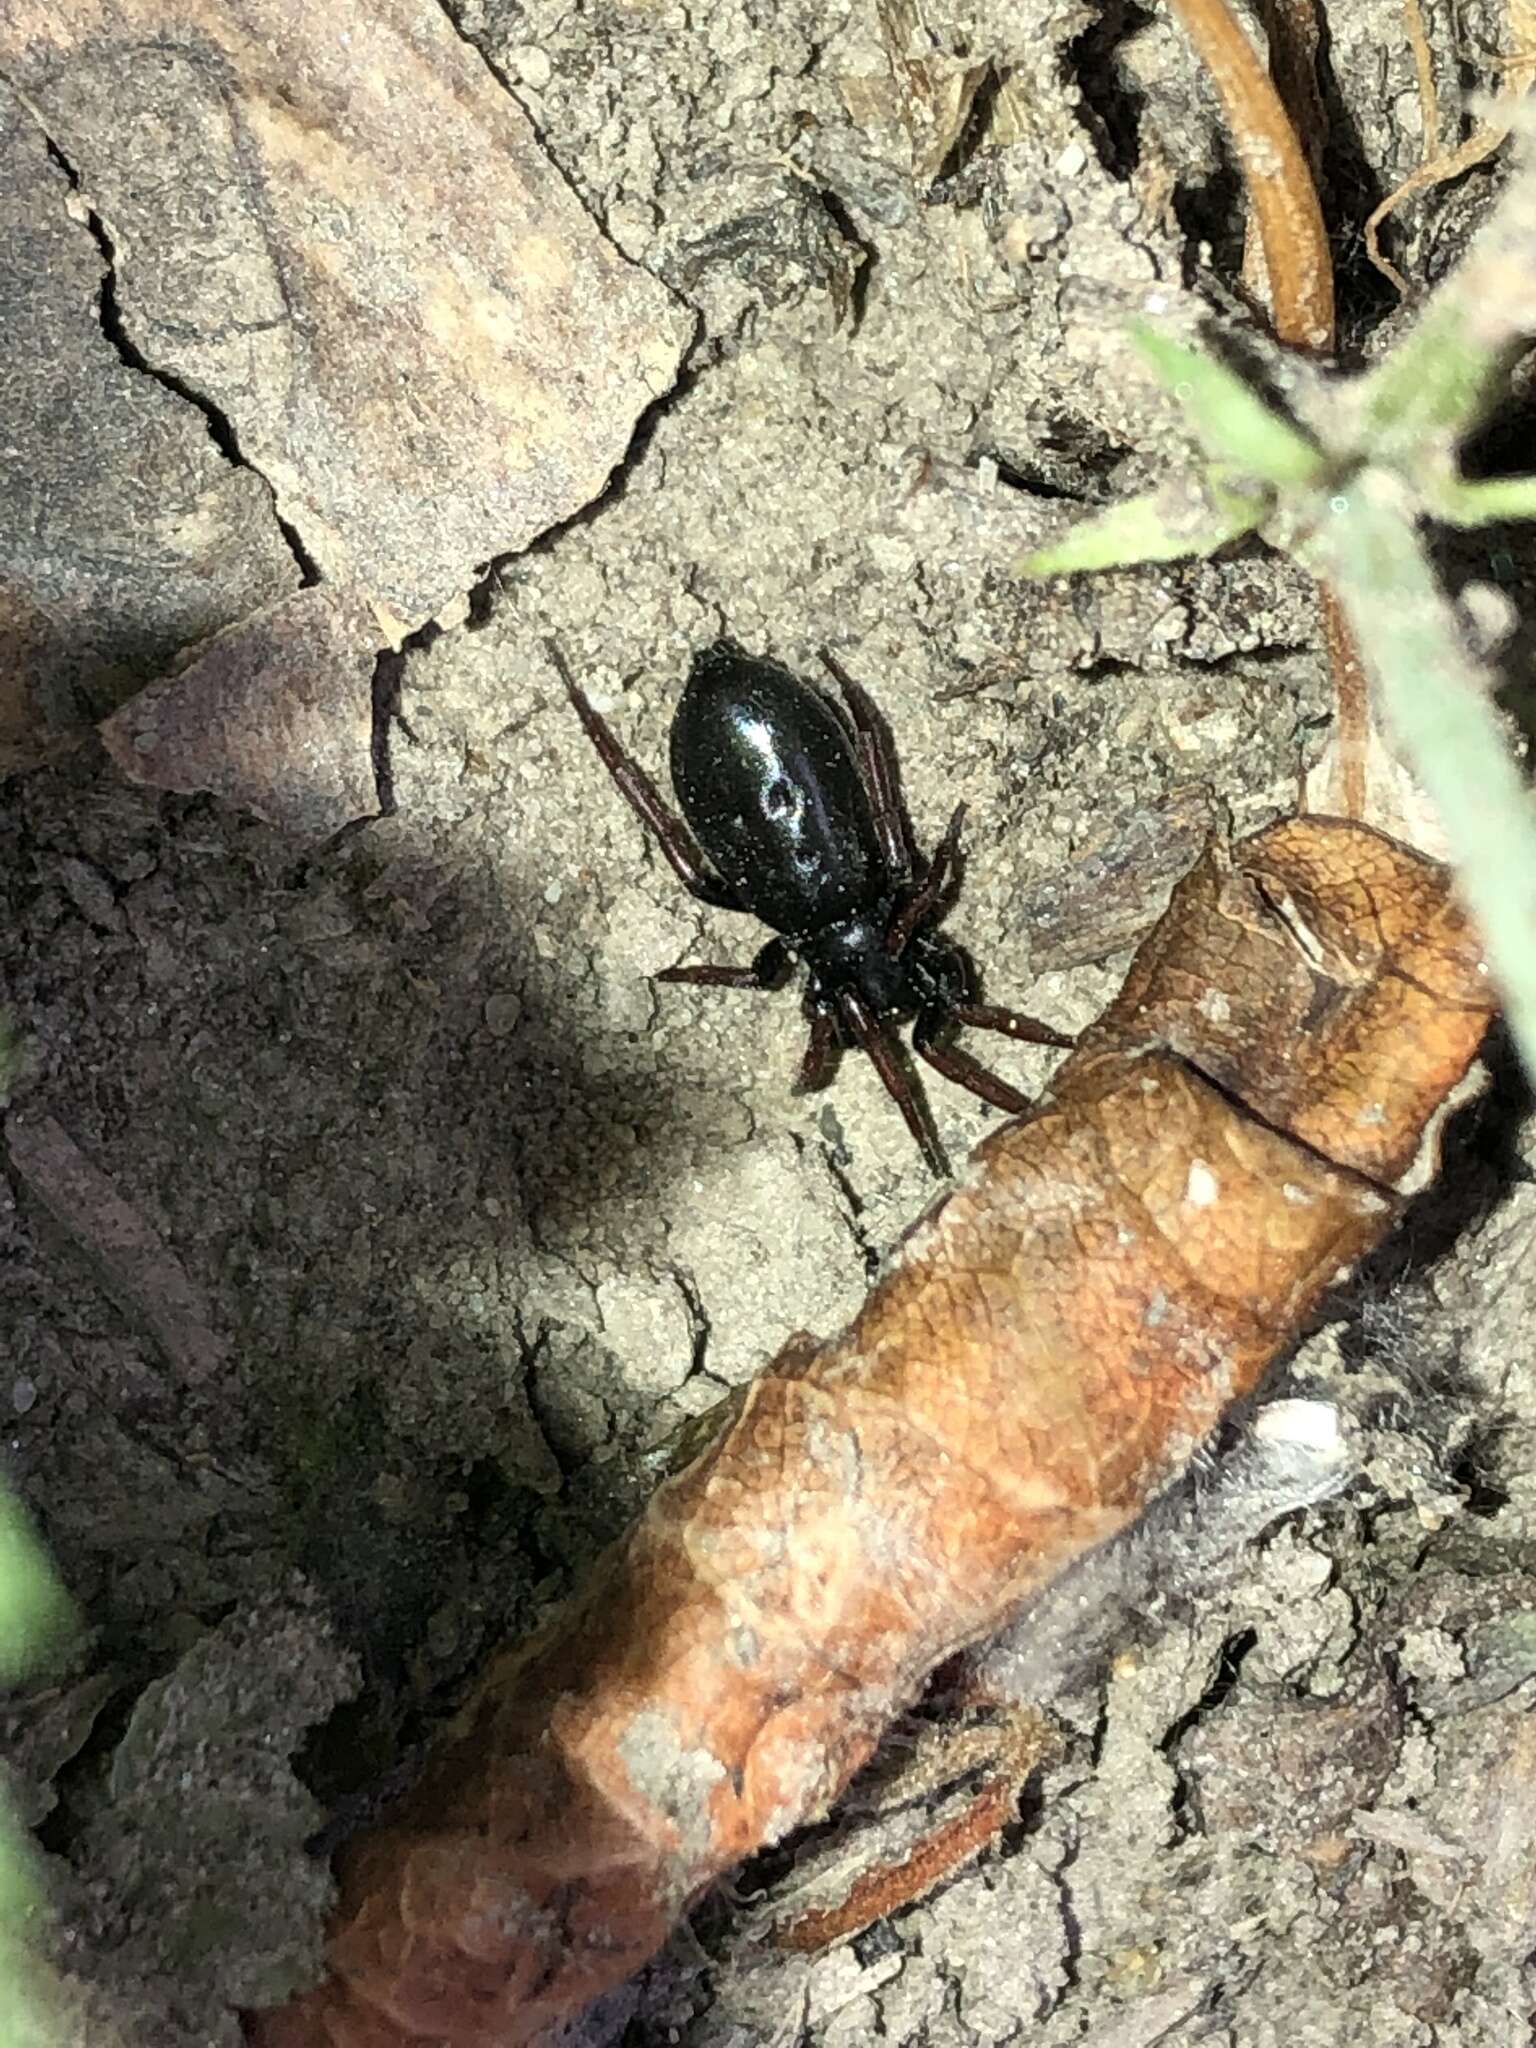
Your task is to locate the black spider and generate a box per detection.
[557,638,1071,1175]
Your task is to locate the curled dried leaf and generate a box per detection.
[246,819,1492,2048]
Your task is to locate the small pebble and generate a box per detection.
[483,992,523,1038]
[509,43,551,90]
[11,1376,36,1416]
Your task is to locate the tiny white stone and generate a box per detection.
[1184,1159,1219,1207]
[510,43,552,89]
[1251,1397,1342,1454]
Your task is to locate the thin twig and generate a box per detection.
[1168,0,1374,818]
[1167,0,1334,347]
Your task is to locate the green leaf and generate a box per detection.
[0,1491,73,1684]
[1357,297,1511,455]
[1129,323,1327,486]
[1019,477,1267,576]
[0,1449,73,2046]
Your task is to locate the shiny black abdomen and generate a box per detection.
[669,643,883,939]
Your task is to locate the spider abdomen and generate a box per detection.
[669,642,883,938]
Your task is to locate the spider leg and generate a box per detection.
[818,650,913,886]
[886,802,967,957]
[839,990,949,1177]
[792,1006,841,1095]
[550,640,741,911]
[913,1009,1032,1116]
[948,1000,1074,1050]
[656,938,792,989]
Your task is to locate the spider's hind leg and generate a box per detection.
[913,1010,1032,1117]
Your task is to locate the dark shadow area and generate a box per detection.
[1170,141,1247,292]
[1352,1020,1533,1298]
[0,745,718,1806]
[1437,388,1536,740]
[1067,0,1155,183]
[1304,7,1401,355]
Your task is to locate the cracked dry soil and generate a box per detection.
[4,3,1536,2045]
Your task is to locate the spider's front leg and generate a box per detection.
[552,641,741,911]
[888,802,967,958]
[912,1009,1032,1116]
[655,938,792,989]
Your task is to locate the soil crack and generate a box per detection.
[36,126,318,588]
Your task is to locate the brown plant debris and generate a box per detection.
[1364,0,1536,298]
[0,0,689,633]
[1167,0,1333,349]
[244,816,1494,2048]
[98,585,381,844]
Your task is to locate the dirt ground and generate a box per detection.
[3,2,1536,2044]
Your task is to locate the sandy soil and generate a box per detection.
[3,3,1535,2044]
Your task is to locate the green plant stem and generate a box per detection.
[0,1307,72,2046]
[1303,471,1536,1072]
[1429,474,1536,527]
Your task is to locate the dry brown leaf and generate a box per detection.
[0,0,688,631]
[245,817,1493,2048]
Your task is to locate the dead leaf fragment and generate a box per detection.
[5,1110,230,1384]
[0,79,300,776]
[1011,788,1218,972]
[0,0,690,628]
[98,584,379,842]
[871,0,991,185]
